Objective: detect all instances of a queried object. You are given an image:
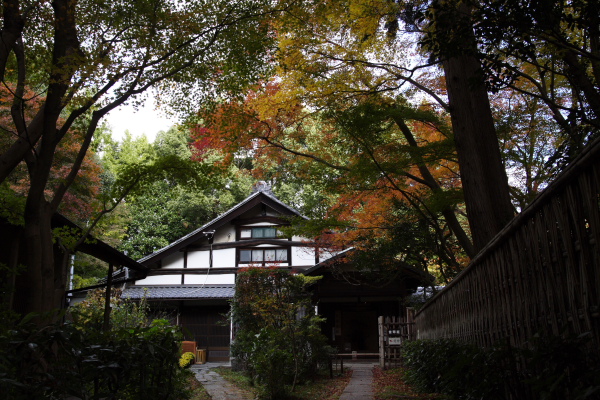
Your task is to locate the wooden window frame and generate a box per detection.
[239,226,279,240]
[238,247,289,266]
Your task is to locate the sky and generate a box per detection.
[103,97,179,143]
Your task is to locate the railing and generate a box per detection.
[415,138,600,352]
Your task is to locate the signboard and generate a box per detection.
[388,337,402,346]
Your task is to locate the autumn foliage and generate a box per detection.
[195,80,469,282]
[0,85,102,224]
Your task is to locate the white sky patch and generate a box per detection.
[102,96,179,143]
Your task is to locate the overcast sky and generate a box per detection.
[103,97,179,143]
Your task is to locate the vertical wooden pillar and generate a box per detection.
[103,263,114,332]
[406,307,415,341]
[378,316,385,368]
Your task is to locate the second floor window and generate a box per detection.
[239,227,278,239]
[239,248,288,263]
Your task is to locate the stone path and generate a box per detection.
[191,360,376,400]
[190,362,254,400]
[339,361,376,400]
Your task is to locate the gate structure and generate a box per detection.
[378,308,415,369]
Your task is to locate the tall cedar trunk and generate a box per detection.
[16,202,69,316]
[437,2,514,253]
[15,176,72,317]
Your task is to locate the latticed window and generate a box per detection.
[239,226,278,239]
[239,248,288,263]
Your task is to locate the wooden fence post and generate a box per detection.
[102,263,114,332]
[378,316,385,368]
[406,307,415,341]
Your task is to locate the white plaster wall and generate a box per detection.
[162,252,184,269]
[135,275,181,285]
[184,273,235,284]
[186,247,236,269]
[187,250,210,268]
[292,246,316,266]
[213,247,236,268]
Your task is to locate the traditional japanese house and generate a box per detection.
[122,182,431,361]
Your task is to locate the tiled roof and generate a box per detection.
[122,285,235,300]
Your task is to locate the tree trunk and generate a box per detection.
[8,0,83,319]
[562,49,600,125]
[0,223,21,311]
[0,0,24,80]
[18,203,60,314]
[437,2,514,253]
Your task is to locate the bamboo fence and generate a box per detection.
[415,137,600,352]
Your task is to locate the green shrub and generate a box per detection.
[402,338,505,399]
[401,335,600,400]
[0,293,192,400]
[230,267,332,400]
[69,287,150,330]
[520,333,600,400]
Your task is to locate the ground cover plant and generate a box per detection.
[373,366,446,400]
[216,365,352,400]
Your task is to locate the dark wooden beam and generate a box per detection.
[186,239,311,250]
[145,267,293,275]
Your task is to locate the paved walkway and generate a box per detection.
[190,362,254,400]
[191,360,376,400]
[339,361,376,400]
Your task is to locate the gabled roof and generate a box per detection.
[138,188,305,266]
[122,284,235,300]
